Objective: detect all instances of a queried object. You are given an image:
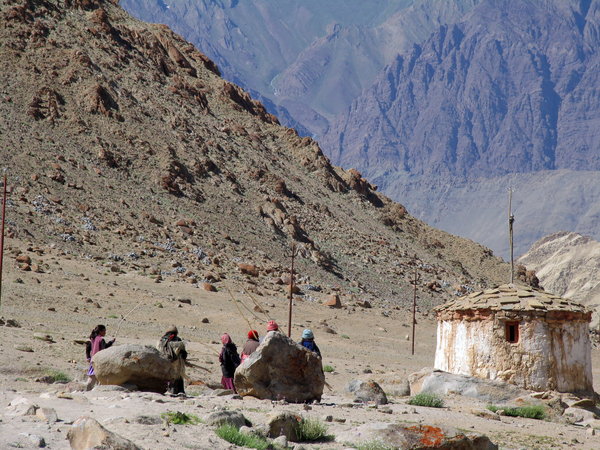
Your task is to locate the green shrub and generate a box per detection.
[486,404,546,420]
[215,423,273,450]
[323,365,334,372]
[43,368,71,382]
[407,392,444,408]
[355,440,395,450]
[108,314,118,319]
[294,417,330,442]
[341,334,350,339]
[161,411,202,425]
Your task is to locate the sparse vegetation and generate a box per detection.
[161,411,202,425]
[487,404,546,420]
[108,314,118,318]
[43,368,71,382]
[293,417,331,442]
[215,423,273,450]
[407,392,445,408]
[323,365,335,372]
[354,440,395,450]
[341,334,350,339]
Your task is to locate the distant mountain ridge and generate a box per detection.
[321,0,600,177]
[320,0,600,258]
[120,0,482,136]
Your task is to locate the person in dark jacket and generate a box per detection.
[158,325,188,396]
[300,329,321,358]
[86,325,115,391]
[241,330,260,363]
[219,333,241,392]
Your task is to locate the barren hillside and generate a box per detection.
[0,0,512,310]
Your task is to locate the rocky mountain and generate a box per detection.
[0,0,514,312]
[320,0,600,258]
[518,231,600,328]
[119,0,481,136]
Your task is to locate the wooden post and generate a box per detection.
[287,242,297,338]
[0,171,6,316]
[412,267,417,355]
[508,189,515,284]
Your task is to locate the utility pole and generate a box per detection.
[0,170,6,316]
[285,242,299,338]
[508,188,515,284]
[412,267,417,355]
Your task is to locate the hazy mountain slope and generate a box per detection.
[0,0,512,310]
[273,0,482,136]
[120,0,481,136]
[320,0,600,258]
[518,231,600,328]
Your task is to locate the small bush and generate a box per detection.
[355,440,395,450]
[407,392,444,408]
[108,314,118,319]
[341,335,350,339]
[215,423,273,450]
[43,368,71,382]
[323,365,334,372]
[486,404,546,420]
[161,411,202,425]
[294,417,330,442]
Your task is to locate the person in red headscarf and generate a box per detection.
[219,333,241,392]
[241,330,260,363]
[259,320,279,344]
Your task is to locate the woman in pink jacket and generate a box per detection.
[85,325,115,390]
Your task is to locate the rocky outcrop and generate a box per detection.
[92,344,182,393]
[67,416,142,450]
[234,332,325,403]
[335,422,498,450]
[345,379,388,405]
[517,231,600,328]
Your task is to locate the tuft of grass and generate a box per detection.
[407,392,444,408]
[161,411,202,425]
[487,404,546,420]
[341,334,350,339]
[354,440,395,450]
[294,417,331,442]
[323,365,335,373]
[43,368,71,382]
[215,423,273,450]
[107,314,118,319]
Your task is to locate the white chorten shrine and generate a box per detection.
[433,283,593,393]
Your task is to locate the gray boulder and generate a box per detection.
[67,416,142,450]
[234,332,324,403]
[92,344,181,393]
[335,422,498,450]
[266,411,302,442]
[204,410,250,429]
[409,368,526,403]
[345,379,388,405]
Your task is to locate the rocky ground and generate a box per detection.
[0,238,599,450]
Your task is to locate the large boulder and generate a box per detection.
[234,332,324,403]
[67,416,142,450]
[409,368,526,403]
[92,344,181,393]
[345,379,388,404]
[335,422,498,450]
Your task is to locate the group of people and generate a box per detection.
[84,319,321,396]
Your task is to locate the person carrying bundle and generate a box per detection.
[158,325,187,396]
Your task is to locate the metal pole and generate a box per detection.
[0,171,6,316]
[509,189,514,284]
[412,267,417,355]
[288,242,295,338]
